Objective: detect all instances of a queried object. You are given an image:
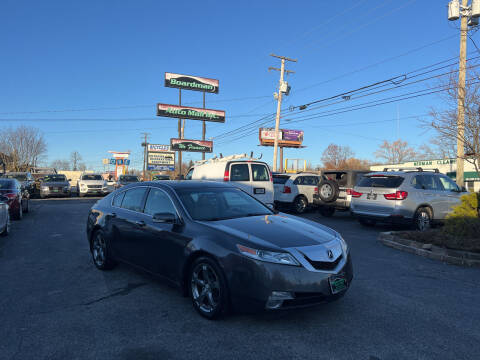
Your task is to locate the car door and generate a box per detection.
[113,187,148,264]
[140,187,190,280]
[421,174,445,219]
[300,176,318,203]
[229,162,252,196]
[250,163,273,204]
[437,175,463,215]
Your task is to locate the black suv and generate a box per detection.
[313,170,369,217]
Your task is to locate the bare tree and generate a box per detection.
[70,151,82,171]
[374,139,417,164]
[78,163,87,172]
[0,126,47,171]
[425,71,480,178]
[51,159,71,171]
[321,144,354,169]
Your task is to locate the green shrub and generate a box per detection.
[443,192,480,239]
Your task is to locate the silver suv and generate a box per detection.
[350,168,466,230]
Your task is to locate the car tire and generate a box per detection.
[23,199,29,213]
[414,207,432,232]
[189,256,229,320]
[358,217,376,227]
[0,213,10,237]
[319,206,335,217]
[40,194,46,199]
[318,180,339,203]
[293,195,308,214]
[91,230,116,270]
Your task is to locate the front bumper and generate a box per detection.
[227,252,353,312]
[40,189,71,197]
[79,188,109,195]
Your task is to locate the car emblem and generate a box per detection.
[327,250,334,259]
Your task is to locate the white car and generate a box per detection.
[185,154,274,206]
[77,174,110,197]
[273,172,324,214]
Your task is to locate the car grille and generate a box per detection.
[49,187,64,191]
[87,185,102,189]
[304,254,343,271]
[283,292,326,307]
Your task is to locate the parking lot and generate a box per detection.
[1,198,479,360]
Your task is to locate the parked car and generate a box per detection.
[185,154,274,206]
[0,178,29,220]
[350,168,466,230]
[77,173,110,197]
[314,170,370,217]
[2,172,36,197]
[0,194,10,236]
[87,181,352,319]
[115,175,140,189]
[39,174,71,198]
[152,174,171,181]
[273,172,324,214]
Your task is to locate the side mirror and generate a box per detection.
[152,212,178,224]
[461,186,467,192]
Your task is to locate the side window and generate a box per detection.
[305,176,317,185]
[121,188,147,212]
[293,177,304,185]
[422,175,442,191]
[230,164,250,181]
[411,175,424,189]
[112,191,125,207]
[185,168,194,180]
[438,176,459,192]
[144,188,177,216]
[251,164,269,181]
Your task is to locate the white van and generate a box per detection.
[185,154,274,206]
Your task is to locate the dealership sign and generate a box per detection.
[259,128,304,147]
[147,165,175,171]
[147,144,170,152]
[147,152,175,166]
[157,104,225,123]
[165,72,219,94]
[170,138,213,153]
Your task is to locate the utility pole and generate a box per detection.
[202,91,206,161]
[141,132,150,180]
[178,89,183,177]
[269,54,297,172]
[448,0,480,186]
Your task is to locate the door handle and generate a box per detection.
[135,220,146,227]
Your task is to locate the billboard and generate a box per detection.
[147,144,170,152]
[147,152,175,166]
[147,165,175,171]
[259,128,304,147]
[165,72,219,94]
[170,139,213,153]
[156,103,225,123]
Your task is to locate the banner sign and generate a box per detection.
[165,72,219,94]
[147,165,175,171]
[170,138,213,153]
[156,103,225,123]
[147,152,175,166]
[109,159,116,165]
[259,128,304,147]
[112,159,130,165]
[147,144,170,152]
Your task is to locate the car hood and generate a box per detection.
[79,180,105,185]
[199,213,338,250]
[41,181,70,187]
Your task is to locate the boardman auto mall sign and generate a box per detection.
[156,104,225,123]
[164,72,219,94]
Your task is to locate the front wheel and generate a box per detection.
[13,202,23,220]
[23,199,29,213]
[293,196,308,214]
[190,257,229,320]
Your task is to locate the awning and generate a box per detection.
[447,171,480,181]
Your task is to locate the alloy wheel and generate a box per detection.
[92,232,106,267]
[320,184,333,198]
[417,211,431,231]
[191,263,220,315]
[295,197,307,213]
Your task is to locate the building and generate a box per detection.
[370,158,479,192]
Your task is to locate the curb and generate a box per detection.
[378,232,480,267]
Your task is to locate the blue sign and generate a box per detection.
[109,159,116,165]
[125,159,130,165]
[147,165,175,171]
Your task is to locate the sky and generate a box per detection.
[0,0,474,171]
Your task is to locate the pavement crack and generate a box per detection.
[82,282,148,306]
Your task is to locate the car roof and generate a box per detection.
[144,180,235,190]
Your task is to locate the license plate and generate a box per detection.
[367,193,377,200]
[329,276,347,294]
[254,188,265,194]
[53,189,59,192]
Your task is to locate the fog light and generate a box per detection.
[265,291,294,309]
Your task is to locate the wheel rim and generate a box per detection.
[92,233,106,266]
[417,212,430,231]
[296,198,307,212]
[320,184,332,198]
[191,263,220,314]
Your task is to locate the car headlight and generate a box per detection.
[41,186,49,191]
[337,234,348,254]
[236,244,300,266]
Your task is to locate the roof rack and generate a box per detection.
[382,167,439,173]
[194,153,263,165]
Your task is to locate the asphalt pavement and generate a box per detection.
[0,198,479,360]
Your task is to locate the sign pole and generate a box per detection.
[202,91,206,160]
[178,89,182,176]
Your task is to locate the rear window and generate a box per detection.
[273,175,289,184]
[251,164,269,181]
[357,175,404,188]
[230,164,249,181]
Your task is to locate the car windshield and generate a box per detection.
[0,179,15,189]
[4,174,27,181]
[43,175,67,182]
[176,187,273,221]
[357,175,404,188]
[120,176,139,182]
[82,175,102,180]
